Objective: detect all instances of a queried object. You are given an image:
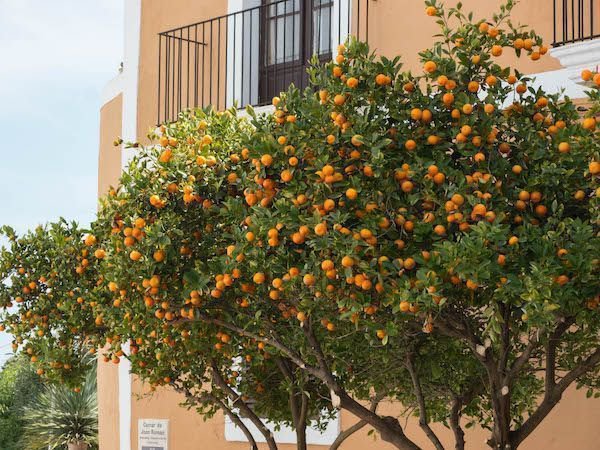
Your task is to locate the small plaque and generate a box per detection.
[138,419,169,450]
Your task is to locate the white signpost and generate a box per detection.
[138,419,169,450]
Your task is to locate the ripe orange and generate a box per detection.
[346,188,358,200]
[280,169,293,182]
[153,250,165,262]
[129,250,142,261]
[442,92,455,106]
[341,256,354,268]
[346,77,359,88]
[253,272,266,284]
[434,224,446,236]
[334,94,346,106]
[558,142,570,153]
[491,45,503,57]
[582,69,594,81]
[583,118,596,131]
[315,222,328,236]
[410,108,423,121]
[303,274,316,286]
[468,81,480,93]
[261,154,273,166]
[375,74,391,86]
[423,60,437,73]
[401,180,414,193]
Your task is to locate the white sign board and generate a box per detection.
[138,419,169,450]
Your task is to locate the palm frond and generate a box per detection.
[20,367,98,450]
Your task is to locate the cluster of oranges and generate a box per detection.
[1,2,598,396]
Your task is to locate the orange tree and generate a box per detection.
[2,1,600,449]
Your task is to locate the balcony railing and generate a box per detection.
[553,0,600,46]
[157,0,370,124]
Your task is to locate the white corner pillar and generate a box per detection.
[118,1,141,447]
[121,0,142,171]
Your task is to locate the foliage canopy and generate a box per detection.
[1,1,599,449]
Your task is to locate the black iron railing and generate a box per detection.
[157,0,370,124]
[553,0,600,46]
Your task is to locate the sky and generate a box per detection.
[0,0,124,366]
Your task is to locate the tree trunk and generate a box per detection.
[488,376,513,450]
[296,421,308,450]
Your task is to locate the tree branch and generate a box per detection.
[210,360,279,450]
[406,353,445,450]
[449,396,465,450]
[511,345,600,447]
[329,392,384,450]
[545,317,575,393]
[195,312,325,380]
[301,320,422,450]
[175,387,259,450]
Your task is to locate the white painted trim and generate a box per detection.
[118,342,132,450]
[226,0,351,109]
[550,38,600,83]
[227,0,261,109]
[101,72,125,106]
[224,412,341,445]
[238,104,275,117]
[121,0,142,171]
[525,67,588,99]
[117,2,141,447]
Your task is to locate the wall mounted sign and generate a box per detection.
[138,418,169,450]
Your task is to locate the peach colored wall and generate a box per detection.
[127,381,600,450]
[137,0,229,140]
[97,359,121,450]
[97,94,123,450]
[366,0,563,76]
[98,94,123,196]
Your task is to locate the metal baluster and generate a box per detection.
[186,27,190,111]
[158,35,162,124]
[194,25,198,109]
[242,11,246,107]
[217,19,222,110]
[202,22,206,108]
[283,0,287,98]
[225,17,229,109]
[250,10,254,107]
[293,0,297,92]
[178,28,182,118]
[233,14,237,108]
[171,35,175,122]
[210,20,213,107]
[553,0,557,44]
